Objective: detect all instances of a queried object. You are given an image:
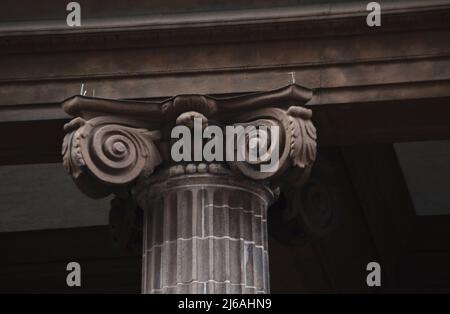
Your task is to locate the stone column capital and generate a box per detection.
[61,84,321,294]
[62,84,316,197]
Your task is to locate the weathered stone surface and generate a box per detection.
[141,173,272,294]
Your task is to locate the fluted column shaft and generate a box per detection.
[141,171,273,294]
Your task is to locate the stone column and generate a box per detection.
[61,84,318,294]
[140,168,273,293]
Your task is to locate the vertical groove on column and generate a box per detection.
[251,197,258,293]
[229,190,244,293]
[142,205,148,293]
[262,197,270,293]
[184,190,194,293]
[224,189,231,294]
[197,188,207,294]
[146,196,164,293]
[168,192,178,292]
[259,198,266,294]
[238,191,246,293]
[213,189,226,293]
[191,188,199,293]
[175,190,183,294]
[207,187,214,293]
[243,194,254,293]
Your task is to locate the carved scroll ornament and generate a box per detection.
[226,105,317,184]
[61,84,334,243]
[62,116,162,198]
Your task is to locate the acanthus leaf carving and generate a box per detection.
[287,106,317,170]
[62,117,86,179]
[226,105,317,186]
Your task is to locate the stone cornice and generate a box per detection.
[2,0,450,35]
[1,0,449,54]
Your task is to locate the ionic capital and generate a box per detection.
[62,84,316,196]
